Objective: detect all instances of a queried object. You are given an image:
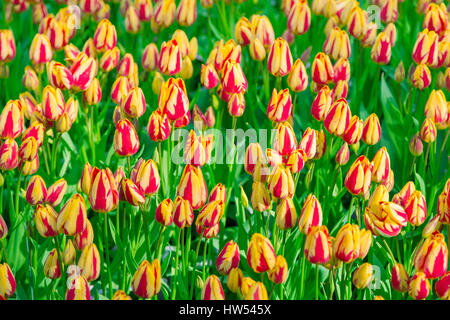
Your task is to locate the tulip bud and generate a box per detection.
[267,89,293,122]
[0,138,18,171]
[299,127,317,159]
[414,231,448,279]
[311,85,332,121]
[99,47,120,72]
[409,133,423,156]
[347,5,367,39]
[93,19,117,52]
[361,22,377,48]
[352,263,373,289]
[268,255,289,284]
[172,196,194,228]
[247,233,276,273]
[412,63,431,90]
[70,52,97,91]
[56,193,87,236]
[63,239,76,265]
[177,0,197,26]
[201,275,225,300]
[147,109,172,142]
[298,194,323,235]
[287,1,311,35]
[424,90,447,129]
[131,158,160,196]
[334,223,360,263]
[252,15,275,49]
[89,168,119,213]
[112,289,132,300]
[131,259,162,299]
[43,247,62,280]
[272,122,297,156]
[412,29,439,66]
[45,178,67,207]
[267,38,293,77]
[227,268,244,293]
[155,198,173,227]
[288,58,308,92]
[83,78,102,106]
[304,225,331,264]
[324,98,351,137]
[335,142,350,166]
[159,78,189,121]
[311,52,334,84]
[372,147,391,184]
[268,165,294,200]
[0,263,16,298]
[200,64,219,89]
[391,263,410,293]
[362,113,381,145]
[227,92,245,117]
[371,32,392,65]
[29,33,52,65]
[249,38,266,61]
[404,190,427,227]
[435,271,450,300]
[77,243,101,281]
[34,203,59,237]
[408,272,430,300]
[365,201,408,237]
[66,274,91,300]
[0,215,7,239]
[394,61,405,83]
[216,240,240,276]
[274,197,297,231]
[244,281,268,300]
[177,164,207,210]
[0,29,16,63]
[420,118,437,143]
[74,219,94,251]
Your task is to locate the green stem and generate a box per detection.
[299,239,306,299]
[51,132,62,178]
[53,236,65,300]
[190,235,203,299]
[315,263,319,300]
[103,212,113,299]
[14,170,23,218]
[202,238,208,282]
[171,228,181,300]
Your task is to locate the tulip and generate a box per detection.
[267,37,293,77]
[147,109,172,142]
[365,201,407,237]
[333,223,360,263]
[46,61,73,90]
[268,255,289,284]
[405,191,427,227]
[412,29,439,66]
[272,122,297,156]
[77,243,101,281]
[124,7,141,34]
[131,259,161,299]
[286,148,307,174]
[267,165,294,200]
[131,158,160,196]
[196,200,224,228]
[311,86,332,122]
[311,52,334,85]
[74,220,94,250]
[0,215,7,239]
[70,52,97,91]
[287,0,311,35]
[200,64,219,89]
[394,61,405,83]
[324,98,351,137]
[393,181,416,208]
[34,203,59,237]
[297,128,317,160]
[252,15,275,49]
[99,47,120,73]
[56,193,87,236]
[408,272,430,300]
[158,39,181,75]
[372,147,391,184]
[244,281,268,300]
[209,183,227,204]
[227,268,244,293]
[20,156,39,176]
[414,231,448,279]
[93,19,116,52]
[347,5,367,39]
[0,139,18,171]
[0,29,16,62]
[22,66,39,92]
[423,3,447,35]
[371,32,391,65]
[221,60,247,94]
[420,118,436,143]
[333,58,350,82]
[266,89,292,123]
[323,27,351,61]
[0,100,23,141]
[43,248,62,279]
[249,38,266,61]
[66,274,91,300]
[304,225,331,264]
[216,240,240,276]
[112,290,132,300]
[335,142,350,166]
[287,58,308,92]
[435,271,450,300]
[251,181,271,212]
[359,229,372,259]
[247,233,276,273]
[0,263,16,298]
[177,0,197,26]
[41,85,66,121]
[141,43,159,71]
[177,164,207,210]
[380,0,398,24]
[83,78,102,106]
[424,90,447,128]
[244,143,266,175]
[353,263,373,289]
[89,168,119,213]
[391,263,410,293]
[235,17,252,46]
[63,239,76,265]
[29,33,52,65]
[409,133,423,156]
[155,198,173,226]
[172,196,194,228]
[45,179,67,207]
[275,196,297,230]
[362,113,381,145]
[158,78,189,121]
[412,63,431,90]
[201,275,225,300]
[213,39,241,72]
[117,53,135,78]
